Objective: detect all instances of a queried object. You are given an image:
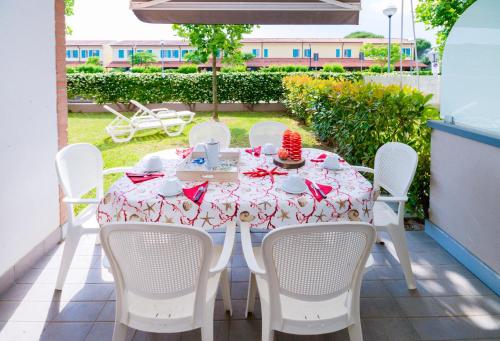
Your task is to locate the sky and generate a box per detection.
[66,0,437,44]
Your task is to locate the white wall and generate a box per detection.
[429,130,500,273]
[0,0,60,277]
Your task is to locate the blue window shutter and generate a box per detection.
[264,49,268,58]
[166,50,171,58]
[344,49,352,58]
[304,49,311,58]
[182,50,189,58]
[293,49,299,58]
[81,50,87,58]
[72,50,77,58]
[118,50,124,59]
[216,50,221,58]
[95,50,100,57]
[173,50,179,58]
[66,50,70,58]
[148,49,152,53]
[336,49,340,58]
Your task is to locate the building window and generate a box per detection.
[118,50,125,59]
[181,49,189,59]
[252,48,260,57]
[344,49,352,58]
[292,48,300,58]
[127,49,134,57]
[81,50,87,58]
[147,49,153,53]
[402,47,411,56]
[336,49,341,58]
[173,50,179,59]
[72,50,78,58]
[304,49,311,58]
[216,50,221,58]
[94,50,100,57]
[66,50,71,59]
[263,49,269,58]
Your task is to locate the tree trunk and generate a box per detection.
[211,54,219,121]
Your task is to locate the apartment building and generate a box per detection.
[66,38,421,70]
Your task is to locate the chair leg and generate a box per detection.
[201,312,214,341]
[387,226,416,290]
[348,322,363,341]
[261,304,274,341]
[220,268,232,315]
[112,322,129,341]
[55,227,82,290]
[245,272,257,318]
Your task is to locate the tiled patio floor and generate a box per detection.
[0,231,499,341]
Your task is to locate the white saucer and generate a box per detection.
[281,183,307,194]
[158,188,183,197]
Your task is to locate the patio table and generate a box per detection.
[97,148,374,229]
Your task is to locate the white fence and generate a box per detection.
[363,75,440,107]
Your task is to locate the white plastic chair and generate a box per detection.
[354,142,418,290]
[100,222,235,341]
[188,121,231,149]
[130,100,196,124]
[55,143,131,290]
[241,221,375,341]
[104,105,186,143]
[249,121,288,148]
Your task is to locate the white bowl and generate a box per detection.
[144,156,164,172]
[282,174,307,193]
[159,177,183,197]
[322,155,341,170]
[263,143,277,155]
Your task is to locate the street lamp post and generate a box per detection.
[308,43,312,69]
[383,4,397,73]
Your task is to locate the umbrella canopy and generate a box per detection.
[131,0,361,24]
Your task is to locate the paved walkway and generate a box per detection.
[0,231,499,340]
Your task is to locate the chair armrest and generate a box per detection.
[377,195,408,203]
[240,222,266,275]
[63,197,100,204]
[103,167,133,175]
[151,108,173,113]
[210,221,236,274]
[353,166,374,174]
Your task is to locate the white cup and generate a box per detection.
[263,143,277,155]
[283,174,306,192]
[144,156,163,172]
[322,154,340,170]
[160,177,183,196]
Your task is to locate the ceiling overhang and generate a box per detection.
[131,0,361,24]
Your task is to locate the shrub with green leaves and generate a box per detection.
[131,66,162,73]
[261,65,310,72]
[67,64,104,73]
[368,64,384,73]
[176,64,198,74]
[221,65,247,73]
[67,72,361,105]
[283,75,439,218]
[322,64,345,73]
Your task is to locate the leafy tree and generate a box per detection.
[361,43,401,67]
[416,0,476,56]
[172,24,254,120]
[85,56,101,66]
[64,0,75,34]
[130,51,157,66]
[416,38,432,59]
[345,31,384,38]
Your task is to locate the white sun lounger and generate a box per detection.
[130,100,196,124]
[104,105,187,143]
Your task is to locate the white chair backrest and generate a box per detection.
[55,143,103,200]
[374,142,418,197]
[130,100,152,115]
[100,223,213,320]
[103,105,132,124]
[261,222,375,319]
[249,121,288,148]
[188,121,231,149]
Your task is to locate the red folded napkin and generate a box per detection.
[126,172,164,184]
[176,147,193,159]
[245,146,262,157]
[311,153,328,162]
[305,179,333,202]
[183,181,209,206]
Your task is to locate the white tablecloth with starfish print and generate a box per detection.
[97,148,374,229]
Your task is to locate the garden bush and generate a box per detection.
[66,64,105,74]
[176,64,198,74]
[67,72,361,105]
[283,75,439,218]
[221,65,247,73]
[322,64,345,73]
[261,65,310,72]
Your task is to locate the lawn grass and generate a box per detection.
[68,111,327,192]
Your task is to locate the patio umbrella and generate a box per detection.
[130,0,361,24]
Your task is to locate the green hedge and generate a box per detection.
[67,72,362,105]
[283,75,439,218]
